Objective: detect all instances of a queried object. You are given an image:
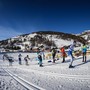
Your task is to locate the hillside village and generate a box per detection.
[0,30,89,52]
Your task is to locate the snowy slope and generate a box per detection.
[0,31,84,52]
[0,52,90,90]
[80,30,90,40]
[52,36,73,48]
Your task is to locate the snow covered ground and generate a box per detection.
[0,52,90,90]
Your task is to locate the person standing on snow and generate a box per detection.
[51,48,57,63]
[24,55,30,65]
[3,54,8,61]
[82,43,87,62]
[7,56,14,66]
[60,46,66,63]
[68,41,76,68]
[41,49,45,60]
[37,51,43,67]
[18,54,22,65]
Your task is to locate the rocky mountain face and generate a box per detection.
[79,30,90,42]
[0,31,87,51]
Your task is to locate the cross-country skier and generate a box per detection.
[82,43,87,62]
[60,46,66,63]
[24,55,30,65]
[18,54,22,65]
[37,51,43,67]
[51,48,56,63]
[68,41,76,68]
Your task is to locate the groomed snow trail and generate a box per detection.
[0,54,90,90]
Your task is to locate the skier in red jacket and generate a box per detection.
[60,46,66,63]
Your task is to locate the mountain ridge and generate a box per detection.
[0,31,87,52]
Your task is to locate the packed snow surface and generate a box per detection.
[0,52,90,90]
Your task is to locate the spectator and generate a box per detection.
[82,43,87,62]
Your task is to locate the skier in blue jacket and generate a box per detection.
[37,50,43,67]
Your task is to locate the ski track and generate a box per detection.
[6,67,90,90]
[0,55,90,90]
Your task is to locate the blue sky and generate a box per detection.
[0,0,90,40]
